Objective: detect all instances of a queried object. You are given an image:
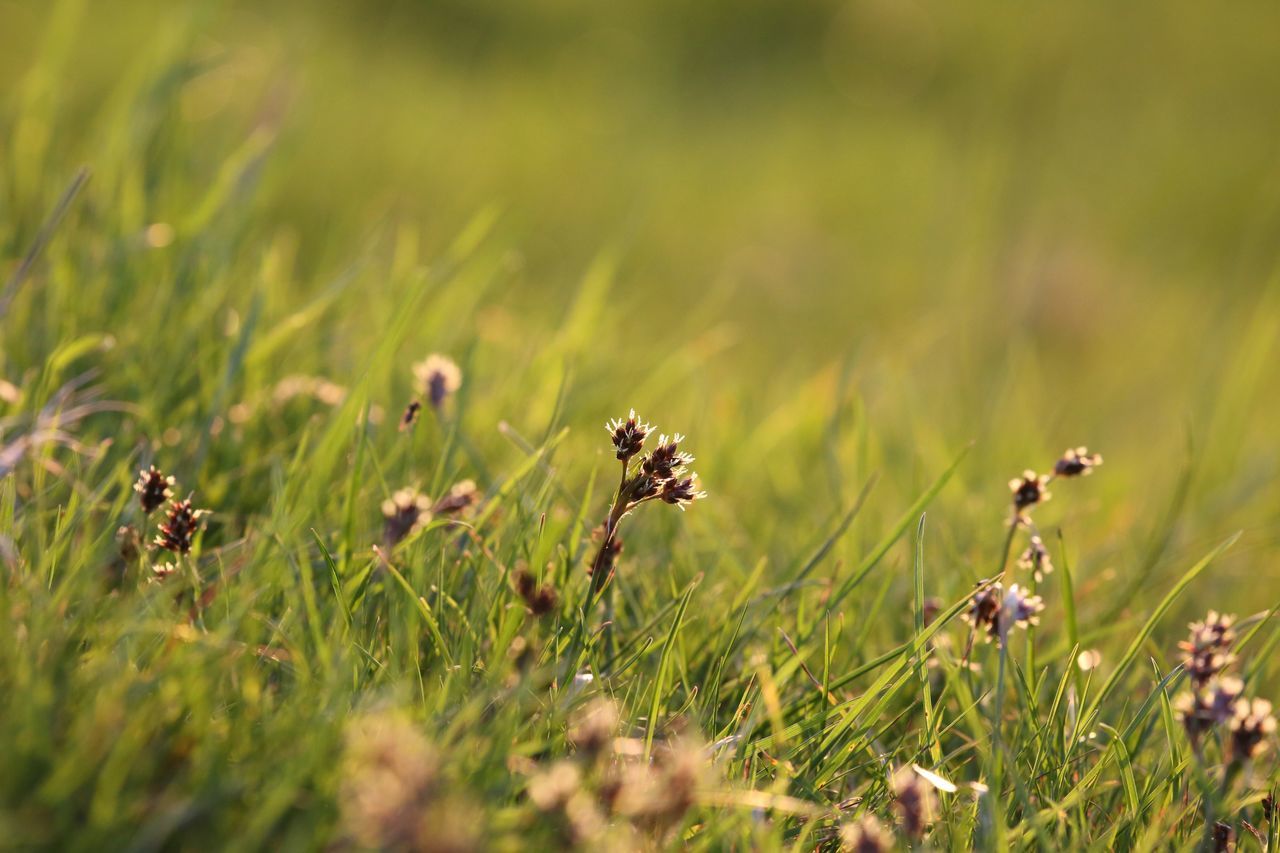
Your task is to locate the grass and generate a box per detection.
[3,1,1280,849]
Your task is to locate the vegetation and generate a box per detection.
[3,2,1280,849]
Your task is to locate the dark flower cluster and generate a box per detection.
[962,582,1043,646]
[134,465,174,514]
[155,499,208,554]
[126,465,210,575]
[1173,611,1275,762]
[381,479,480,547]
[514,564,558,617]
[591,412,705,592]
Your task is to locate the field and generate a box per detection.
[3,1,1280,849]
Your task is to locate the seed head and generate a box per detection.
[891,766,937,839]
[134,466,175,514]
[640,434,693,481]
[1016,534,1053,581]
[660,475,707,510]
[154,499,207,554]
[839,814,893,853]
[1009,470,1051,512]
[607,409,651,462]
[1229,698,1276,761]
[382,488,432,546]
[963,582,1042,645]
[413,354,462,409]
[1054,446,1103,478]
[1179,611,1238,688]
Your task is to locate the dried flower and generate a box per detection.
[513,565,558,616]
[134,466,175,514]
[1055,446,1103,478]
[1180,611,1238,688]
[840,814,893,852]
[399,400,422,431]
[891,766,937,839]
[432,479,479,515]
[154,499,207,554]
[382,488,432,546]
[1016,534,1053,581]
[606,409,651,462]
[413,354,462,409]
[1009,470,1051,512]
[1229,698,1276,761]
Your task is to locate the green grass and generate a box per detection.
[3,1,1280,849]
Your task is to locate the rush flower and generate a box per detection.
[413,354,462,409]
[1176,678,1245,743]
[432,479,479,515]
[963,582,1042,645]
[513,565,558,617]
[1229,698,1276,761]
[1055,446,1103,478]
[1016,534,1053,581]
[134,466,175,514]
[154,499,207,554]
[606,409,651,462]
[891,766,937,840]
[660,475,706,509]
[151,562,177,582]
[839,815,893,852]
[1180,611,1238,688]
[1009,470,1051,513]
[399,400,422,431]
[382,488,432,546]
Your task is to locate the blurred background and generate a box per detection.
[2,0,1278,610]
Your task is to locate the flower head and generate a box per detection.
[640,434,693,480]
[1016,534,1053,581]
[963,582,1042,645]
[1229,697,1276,761]
[513,564,558,617]
[568,697,620,758]
[891,766,937,839]
[607,409,651,462]
[413,354,462,409]
[432,479,479,515]
[382,488,432,546]
[1054,446,1103,478]
[1009,470,1051,512]
[154,499,207,554]
[1176,677,1245,742]
[660,475,706,509]
[840,814,893,852]
[1179,611,1238,688]
[151,562,178,583]
[134,466,175,514]
[399,400,421,432]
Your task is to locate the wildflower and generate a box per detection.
[606,409,651,462]
[660,475,706,509]
[610,736,707,833]
[528,761,582,812]
[399,400,421,431]
[1176,678,1245,742]
[568,697,619,758]
[962,583,1003,643]
[432,479,479,515]
[891,766,937,839]
[134,466,175,514]
[840,814,893,852]
[151,562,177,582]
[1229,698,1276,761]
[513,565,558,616]
[963,582,1042,645]
[413,354,462,409]
[1009,470,1051,512]
[1055,446,1103,477]
[1180,611,1238,688]
[1016,534,1053,581]
[116,524,142,563]
[154,499,207,554]
[1213,821,1235,852]
[382,488,432,546]
[639,433,691,480]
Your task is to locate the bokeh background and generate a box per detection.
[3,0,1279,613]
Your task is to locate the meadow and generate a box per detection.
[3,1,1280,849]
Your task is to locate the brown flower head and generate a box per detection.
[1179,611,1237,688]
[399,400,422,431]
[382,488,432,546]
[568,697,620,758]
[1009,470,1051,512]
[154,499,207,554]
[431,479,479,515]
[116,524,142,563]
[134,465,175,514]
[607,409,651,462]
[1016,534,1054,581]
[660,475,707,510]
[840,814,893,853]
[891,766,937,839]
[413,354,462,409]
[151,562,178,583]
[1176,677,1245,742]
[1230,698,1276,762]
[513,565,558,617]
[640,434,693,481]
[1054,446,1103,478]
[963,582,1042,645]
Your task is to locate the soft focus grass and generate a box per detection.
[2,0,1280,849]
